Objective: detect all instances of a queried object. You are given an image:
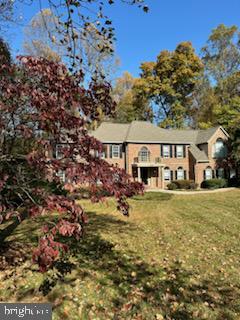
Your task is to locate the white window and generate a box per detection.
[100,151,106,159]
[177,167,184,180]
[164,167,170,181]
[213,139,227,158]
[56,170,66,183]
[112,145,120,158]
[176,145,184,158]
[100,145,107,159]
[217,168,224,178]
[163,145,170,158]
[56,144,70,159]
[230,169,236,178]
[56,144,64,159]
[205,167,212,180]
[139,147,150,162]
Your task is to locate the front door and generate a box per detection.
[141,167,149,185]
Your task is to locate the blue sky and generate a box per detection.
[8,0,240,79]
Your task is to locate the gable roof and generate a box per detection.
[189,145,209,162]
[91,122,129,143]
[92,121,228,145]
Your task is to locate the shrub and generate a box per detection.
[201,178,228,189]
[167,182,178,190]
[171,179,198,190]
[228,177,240,187]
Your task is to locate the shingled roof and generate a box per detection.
[92,121,227,145]
[189,144,209,162]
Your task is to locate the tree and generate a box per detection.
[0,37,11,65]
[112,72,152,123]
[135,42,203,128]
[0,45,143,272]
[202,24,240,84]
[23,9,62,62]
[191,77,219,129]
[0,0,14,32]
[23,9,120,79]
[193,25,240,131]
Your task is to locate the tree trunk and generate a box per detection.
[0,211,28,243]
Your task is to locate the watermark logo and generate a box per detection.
[0,303,52,320]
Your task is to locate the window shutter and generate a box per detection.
[203,170,206,180]
[160,144,163,157]
[170,170,173,181]
[183,145,186,158]
[224,168,227,179]
[184,170,187,179]
[174,145,177,157]
[175,170,178,180]
[170,145,173,158]
[109,145,112,158]
[105,145,108,158]
[212,170,215,178]
[120,145,123,158]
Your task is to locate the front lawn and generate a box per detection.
[0,190,240,319]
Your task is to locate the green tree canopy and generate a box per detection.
[135,42,203,128]
[112,72,152,123]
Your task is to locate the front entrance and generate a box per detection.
[141,167,149,185]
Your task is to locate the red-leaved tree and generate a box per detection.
[0,50,143,272]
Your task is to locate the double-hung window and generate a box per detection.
[205,167,212,180]
[164,167,171,181]
[139,147,150,162]
[56,170,66,183]
[112,145,120,158]
[177,167,184,180]
[176,145,184,158]
[163,145,170,158]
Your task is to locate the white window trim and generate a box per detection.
[56,144,63,159]
[177,168,184,180]
[163,145,170,158]
[112,145,120,159]
[205,168,212,180]
[176,145,184,158]
[213,139,227,158]
[164,168,170,181]
[56,170,66,183]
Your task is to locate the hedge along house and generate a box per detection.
[91,121,235,189]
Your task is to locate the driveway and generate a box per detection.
[146,187,237,195]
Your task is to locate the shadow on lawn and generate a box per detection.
[1,209,239,319]
[35,212,240,320]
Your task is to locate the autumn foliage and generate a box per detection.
[0,53,143,272]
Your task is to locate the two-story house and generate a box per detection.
[92,121,236,189]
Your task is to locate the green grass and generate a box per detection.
[1,190,240,319]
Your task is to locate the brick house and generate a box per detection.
[92,121,236,189]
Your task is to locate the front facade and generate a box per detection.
[92,121,236,189]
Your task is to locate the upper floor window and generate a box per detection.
[112,145,120,158]
[139,147,150,162]
[163,145,170,158]
[177,167,184,180]
[213,138,227,158]
[176,145,184,158]
[164,167,171,181]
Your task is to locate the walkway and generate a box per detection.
[146,187,237,195]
